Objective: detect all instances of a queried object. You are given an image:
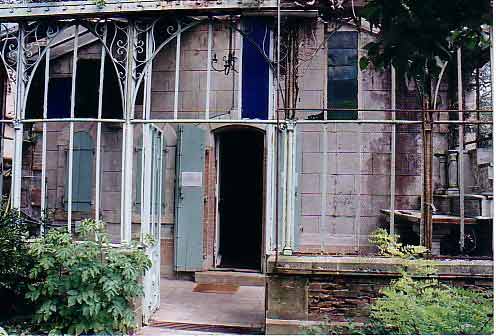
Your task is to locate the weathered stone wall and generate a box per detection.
[266,256,494,334]
[308,274,493,322]
[20,19,465,274]
[294,24,430,254]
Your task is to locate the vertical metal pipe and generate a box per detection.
[491,27,496,219]
[320,124,327,252]
[237,20,243,119]
[11,24,26,210]
[274,0,281,267]
[283,121,295,255]
[120,22,136,243]
[354,122,362,251]
[40,46,50,232]
[320,23,328,253]
[67,24,79,233]
[457,48,465,251]
[95,28,107,221]
[141,24,154,242]
[205,20,212,120]
[280,129,287,251]
[389,66,396,234]
[353,30,363,251]
[173,22,181,120]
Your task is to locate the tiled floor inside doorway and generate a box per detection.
[144,279,265,334]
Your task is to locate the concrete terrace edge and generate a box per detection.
[266,255,494,278]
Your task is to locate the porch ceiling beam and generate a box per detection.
[0,0,286,20]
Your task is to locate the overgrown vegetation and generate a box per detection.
[0,208,37,327]
[359,0,491,107]
[25,219,151,335]
[304,229,494,335]
[368,228,428,258]
[0,215,151,335]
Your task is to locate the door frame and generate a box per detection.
[141,123,164,323]
[212,126,267,272]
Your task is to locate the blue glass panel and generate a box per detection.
[241,17,270,120]
[329,31,358,49]
[47,78,71,118]
[327,31,358,120]
[328,66,358,81]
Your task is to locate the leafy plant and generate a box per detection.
[369,273,493,335]
[26,219,151,335]
[359,0,491,105]
[304,230,493,334]
[369,228,428,258]
[0,207,37,323]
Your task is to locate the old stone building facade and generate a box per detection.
[0,0,492,330]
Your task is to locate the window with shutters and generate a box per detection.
[327,31,358,120]
[64,131,94,212]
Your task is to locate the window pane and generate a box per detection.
[328,66,357,81]
[328,31,358,49]
[327,31,358,120]
[328,49,358,66]
[328,80,358,108]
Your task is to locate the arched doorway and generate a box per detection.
[215,127,265,271]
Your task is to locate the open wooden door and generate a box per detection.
[141,124,164,323]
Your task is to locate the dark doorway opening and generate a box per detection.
[217,128,264,271]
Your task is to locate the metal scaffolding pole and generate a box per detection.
[174,21,181,120]
[120,21,137,243]
[11,24,26,210]
[40,46,50,231]
[95,28,107,221]
[283,120,295,255]
[389,66,396,234]
[457,48,465,252]
[320,124,328,252]
[67,24,79,233]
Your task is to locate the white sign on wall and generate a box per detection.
[181,172,203,187]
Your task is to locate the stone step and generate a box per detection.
[195,271,266,287]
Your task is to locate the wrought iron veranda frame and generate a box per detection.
[0,14,491,257]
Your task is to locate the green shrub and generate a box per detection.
[26,219,151,335]
[368,273,493,335]
[369,228,428,258]
[304,230,493,335]
[0,208,37,324]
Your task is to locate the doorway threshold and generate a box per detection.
[214,267,261,273]
[195,270,266,287]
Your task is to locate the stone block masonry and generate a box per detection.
[265,255,493,334]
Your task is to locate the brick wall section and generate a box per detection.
[307,275,493,323]
[308,276,387,323]
[266,256,493,333]
[203,146,217,269]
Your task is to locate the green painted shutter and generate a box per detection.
[65,132,93,212]
[174,125,205,271]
